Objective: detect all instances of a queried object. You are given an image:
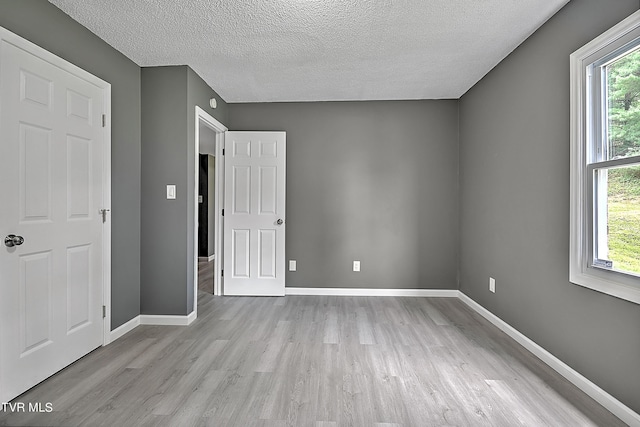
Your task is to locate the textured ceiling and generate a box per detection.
[49,0,569,103]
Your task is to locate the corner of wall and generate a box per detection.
[456,98,462,291]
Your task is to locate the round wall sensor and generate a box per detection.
[209,98,217,109]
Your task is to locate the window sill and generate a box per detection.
[570,267,640,305]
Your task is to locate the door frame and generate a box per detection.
[0,27,112,350]
[194,106,227,305]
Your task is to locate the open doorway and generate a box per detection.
[194,107,226,304]
[197,152,215,293]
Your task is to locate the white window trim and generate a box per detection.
[570,10,640,305]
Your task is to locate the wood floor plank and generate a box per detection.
[0,294,627,427]
[356,307,376,345]
[323,306,340,344]
[152,339,228,415]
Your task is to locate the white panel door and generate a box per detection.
[223,132,286,296]
[0,31,106,402]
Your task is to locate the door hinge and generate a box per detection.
[221,269,224,277]
[102,305,106,318]
[102,114,106,127]
[222,148,225,155]
[222,209,224,216]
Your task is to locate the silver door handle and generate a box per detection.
[4,234,24,247]
[276,219,284,225]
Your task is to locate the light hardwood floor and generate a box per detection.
[0,293,625,426]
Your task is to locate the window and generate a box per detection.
[570,10,640,304]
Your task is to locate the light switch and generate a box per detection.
[167,185,176,200]
[289,260,297,271]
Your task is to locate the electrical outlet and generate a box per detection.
[489,277,496,293]
[353,261,361,272]
[289,260,297,271]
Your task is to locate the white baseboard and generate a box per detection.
[109,311,197,343]
[198,255,215,262]
[186,310,197,325]
[109,315,141,342]
[458,291,640,427]
[285,287,458,297]
[139,311,197,326]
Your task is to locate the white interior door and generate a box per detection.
[223,131,286,296]
[0,30,107,402]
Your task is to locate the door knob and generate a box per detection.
[4,234,24,247]
[276,219,284,225]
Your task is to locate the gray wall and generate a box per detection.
[141,67,187,315]
[0,0,142,330]
[459,0,640,413]
[141,66,227,315]
[229,101,459,290]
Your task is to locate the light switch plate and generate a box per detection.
[289,260,297,271]
[167,185,176,200]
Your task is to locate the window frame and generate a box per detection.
[570,10,640,305]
